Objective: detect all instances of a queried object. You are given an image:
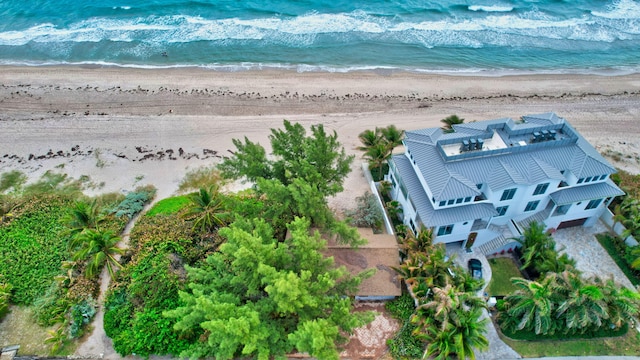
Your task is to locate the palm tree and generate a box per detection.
[515,221,556,275]
[71,229,123,278]
[186,185,229,233]
[441,115,465,133]
[357,129,383,151]
[600,277,640,329]
[364,142,392,181]
[417,302,488,360]
[502,275,557,335]
[64,200,104,237]
[380,125,405,149]
[554,270,608,333]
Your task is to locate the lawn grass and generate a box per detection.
[595,233,640,286]
[145,195,191,216]
[500,327,640,357]
[487,257,522,296]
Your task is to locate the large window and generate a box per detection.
[437,224,454,236]
[525,200,540,212]
[496,206,508,216]
[585,199,603,210]
[500,188,517,201]
[533,183,549,195]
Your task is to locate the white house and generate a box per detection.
[386,113,624,254]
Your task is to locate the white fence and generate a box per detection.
[600,208,639,246]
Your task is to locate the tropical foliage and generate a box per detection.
[440,115,465,133]
[184,185,229,233]
[219,120,363,245]
[357,125,405,181]
[164,217,374,360]
[391,226,488,359]
[515,221,575,278]
[498,270,640,337]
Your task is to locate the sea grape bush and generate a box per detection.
[112,185,156,218]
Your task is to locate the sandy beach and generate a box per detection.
[2,66,640,208]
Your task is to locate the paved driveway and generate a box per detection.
[552,220,635,290]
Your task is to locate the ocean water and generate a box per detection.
[1,0,639,74]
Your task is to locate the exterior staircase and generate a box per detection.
[477,224,519,255]
[517,201,554,230]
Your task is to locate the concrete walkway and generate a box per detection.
[446,243,522,360]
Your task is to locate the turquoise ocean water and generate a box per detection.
[1,0,639,74]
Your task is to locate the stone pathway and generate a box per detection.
[552,220,635,290]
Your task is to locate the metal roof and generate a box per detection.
[549,180,625,205]
[392,155,497,227]
[402,113,617,202]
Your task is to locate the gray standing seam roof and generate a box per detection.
[402,113,616,202]
[392,155,497,227]
[549,180,625,205]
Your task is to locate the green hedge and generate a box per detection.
[501,322,628,341]
[596,233,640,286]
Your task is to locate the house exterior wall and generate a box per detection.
[387,113,624,251]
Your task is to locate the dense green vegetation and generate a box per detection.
[391,226,487,360]
[596,233,640,286]
[357,125,403,181]
[104,120,374,358]
[0,170,155,354]
[498,225,640,339]
[165,217,373,360]
[0,195,74,304]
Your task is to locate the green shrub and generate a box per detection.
[385,294,423,359]
[345,192,383,231]
[0,170,27,193]
[0,195,73,304]
[112,186,157,218]
[22,171,83,197]
[178,166,223,193]
[0,282,11,320]
[502,322,628,341]
[68,299,97,338]
[596,233,640,286]
[32,283,68,326]
[146,195,191,216]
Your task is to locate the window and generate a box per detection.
[439,201,446,206]
[409,219,417,234]
[533,183,549,195]
[496,206,508,216]
[577,178,584,184]
[585,176,592,182]
[390,174,396,187]
[500,188,517,201]
[525,200,540,212]
[600,174,607,180]
[585,199,602,210]
[464,197,472,202]
[456,198,463,204]
[553,204,571,216]
[447,199,455,205]
[437,224,454,236]
[476,183,483,189]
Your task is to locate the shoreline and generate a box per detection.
[2,65,640,204]
[2,62,640,78]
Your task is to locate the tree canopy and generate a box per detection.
[219,120,354,197]
[219,120,362,245]
[164,217,374,360]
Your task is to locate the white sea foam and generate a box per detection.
[0,10,636,47]
[592,0,640,19]
[468,5,513,13]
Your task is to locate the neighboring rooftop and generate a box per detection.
[324,228,401,298]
